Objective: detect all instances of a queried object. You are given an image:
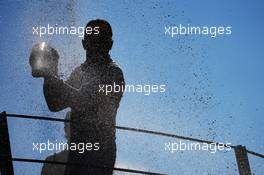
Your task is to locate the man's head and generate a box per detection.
[82,19,113,56]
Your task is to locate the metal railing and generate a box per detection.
[1,111,263,175]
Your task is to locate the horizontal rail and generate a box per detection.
[4,112,264,159]
[6,113,70,123]
[12,158,166,175]
[247,150,264,159]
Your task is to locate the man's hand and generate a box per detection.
[29,42,59,78]
[31,67,57,78]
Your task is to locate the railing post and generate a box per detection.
[234,145,252,175]
[0,111,14,175]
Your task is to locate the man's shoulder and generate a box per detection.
[108,61,123,74]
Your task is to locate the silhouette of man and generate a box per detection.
[39,19,125,175]
[41,112,71,175]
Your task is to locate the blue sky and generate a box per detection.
[0,0,264,174]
